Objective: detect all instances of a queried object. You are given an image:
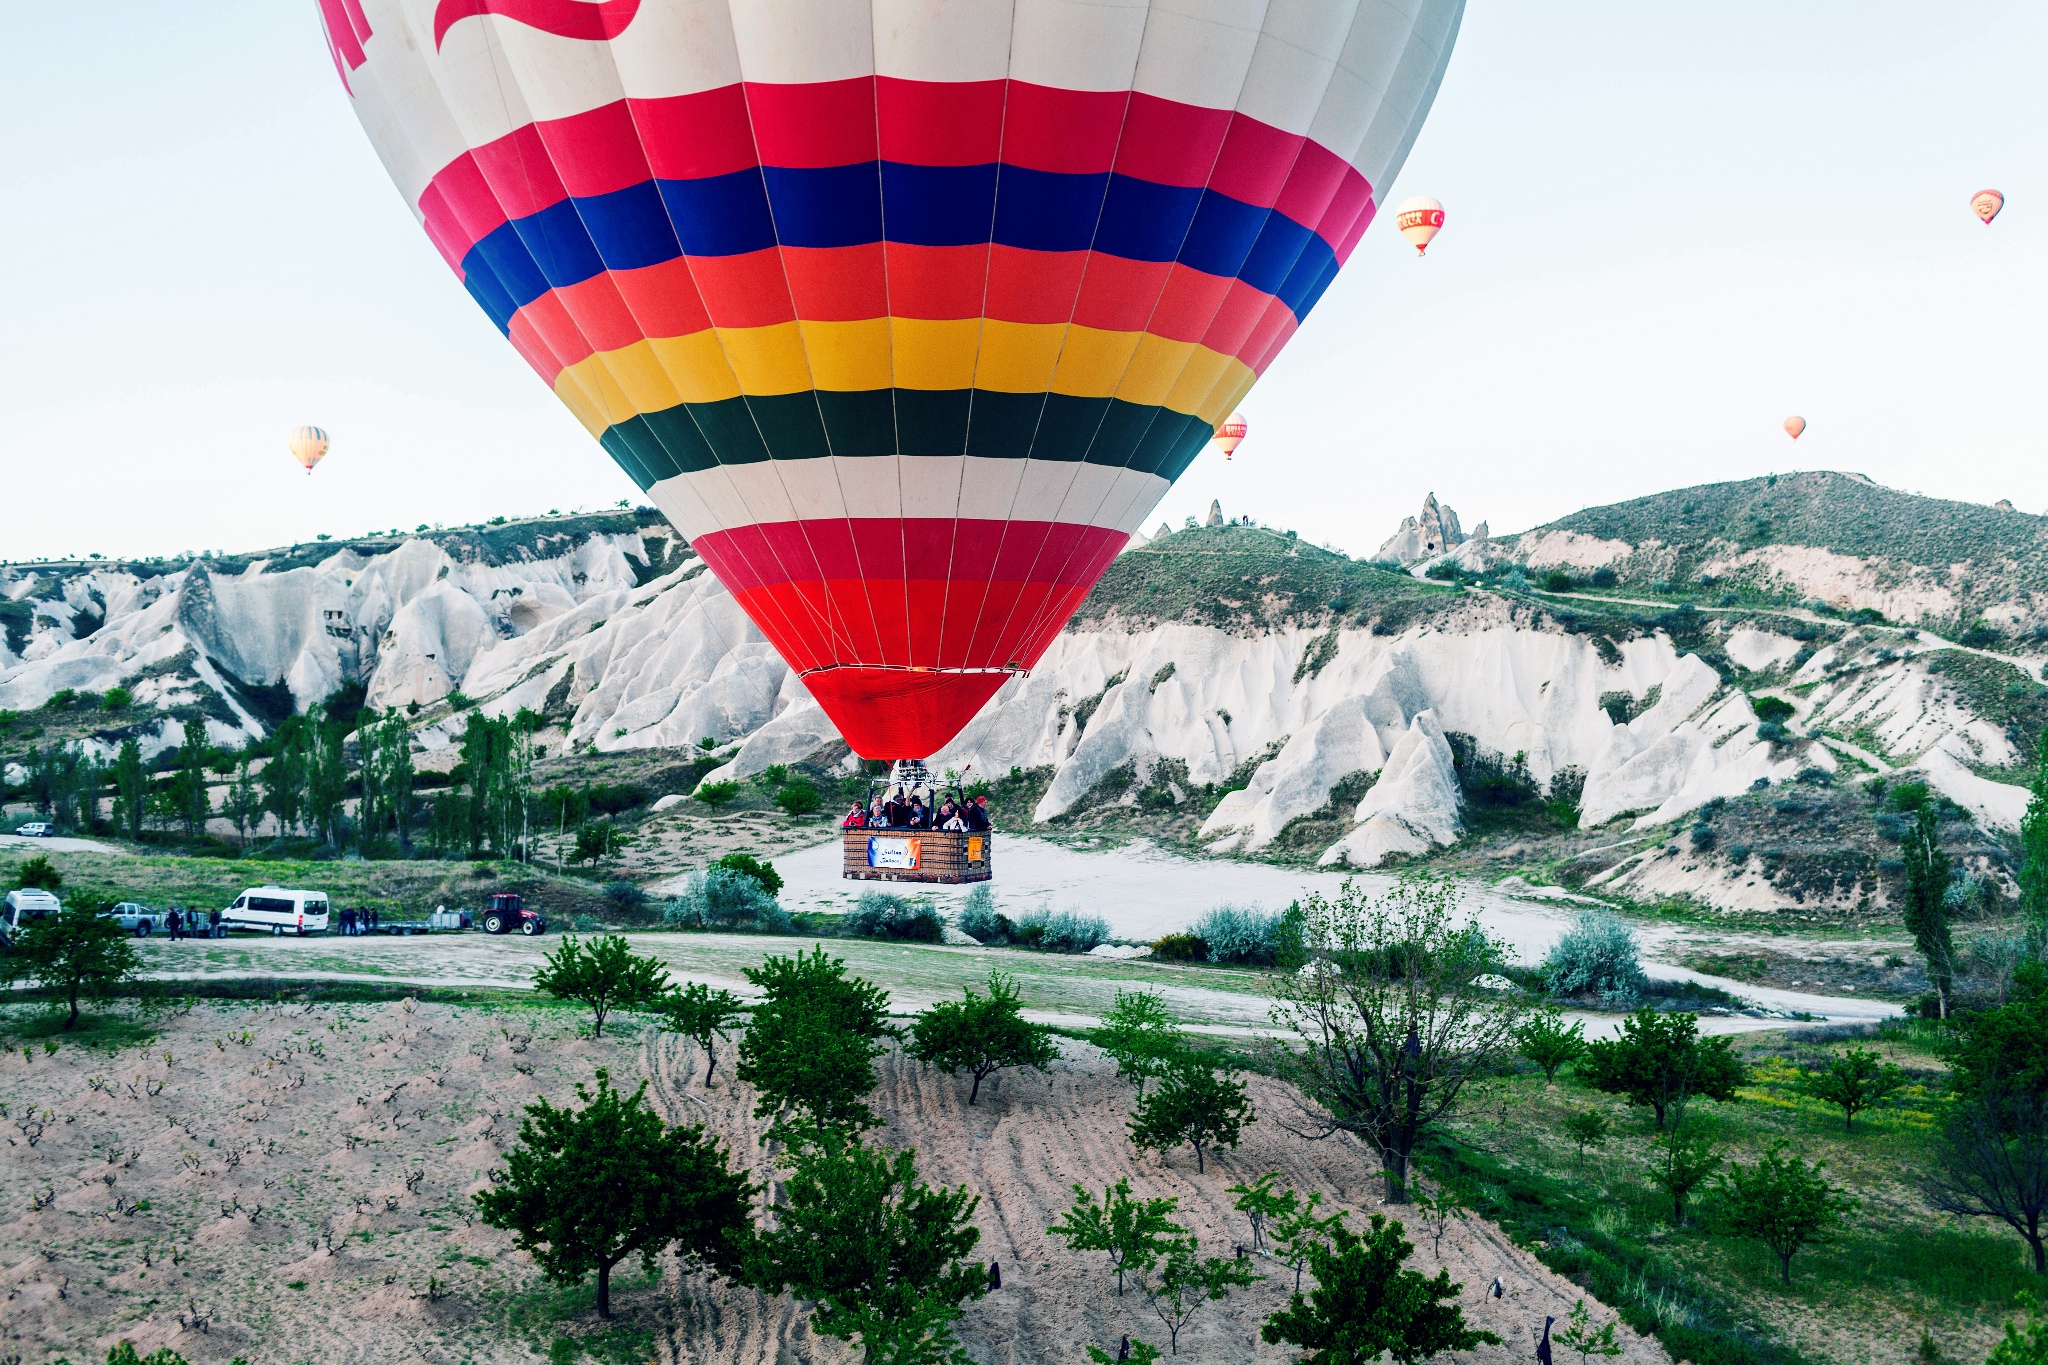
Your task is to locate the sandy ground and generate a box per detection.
[0,1000,1666,1365]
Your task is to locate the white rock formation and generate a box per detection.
[1319,711,1462,867]
[1375,493,1468,565]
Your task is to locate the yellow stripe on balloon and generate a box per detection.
[973,320,1066,393]
[888,318,982,391]
[553,320,1251,426]
[714,322,813,396]
[798,318,894,391]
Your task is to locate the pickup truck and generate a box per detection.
[101,903,169,937]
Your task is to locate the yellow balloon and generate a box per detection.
[289,425,330,474]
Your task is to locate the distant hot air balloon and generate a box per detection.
[289,425,330,474]
[1395,196,1445,255]
[1214,414,1249,460]
[1784,416,1806,440]
[318,0,1463,764]
[1972,189,2004,225]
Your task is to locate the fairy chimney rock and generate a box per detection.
[1206,500,1225,527]
[1374,493,1469,566]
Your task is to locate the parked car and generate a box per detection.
[479,893,546,936]
[101,902,168,937]
[1,888,62,946]
[221,886,331,936]
[14,823,53,838]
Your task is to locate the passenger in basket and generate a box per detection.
[882,789,909,827]
[907,796,931,829]
[940,801,968,831]
[841,804,868,830]
[966,795,992,831]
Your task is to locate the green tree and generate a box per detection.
[744,1136,986,1365]
[356,710,416,855]
[167,717,213,839]
[1269,875,1530,1202]
[657,982,748,1085]
[2020,732,2048,957]
[1901,803,1957,1017]
[1226,1171,1290,1254]
[1136,1236,1260,1356]
[223,756,263,848]
[1260,1212,1501,1365]
[1552,1299,1624,1364]
[1925,1000,2048,1274]
[909,972,1056,1105]
[1563,1109,1611,1164]
[109,737,147,842]
[1048,1179,1184,1297]
[1085,1340,1162,1365]
[1989,1292,2048,1365]
[12,854,62,891]
[1721,1146,1855,1284]
[1580,1009,1744,1130]
[1129,1056,1254,1174]
[737,948,894,1133]
[773,778,822,817]
[1648,1124,1721,1224]
[474,1069,753,1318]
[1413,1186,1468,1259]
[1089,988,1186,1094]
[532,935,671,1038]
[0,905,141,1029]
[263,717,308,836]
[105,1344,199,1365]
[1516,1011,1585,1082]
[716,851,783,897]
[1799,1047,1905,1132]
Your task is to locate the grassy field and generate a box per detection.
[1417,1022,2033,1365]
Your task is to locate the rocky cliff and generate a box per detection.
[4,478,2039,916]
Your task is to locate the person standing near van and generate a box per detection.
[166,906,184,942]
[210,906,223,938]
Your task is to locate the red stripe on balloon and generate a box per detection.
[417,81,1371,267]
[695,520,1128,595]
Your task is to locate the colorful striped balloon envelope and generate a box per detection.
[319,0,1464,759]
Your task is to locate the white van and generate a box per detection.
[222,887,331,936]
[2,888,62,945]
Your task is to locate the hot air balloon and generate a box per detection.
[1972,189,2004,225]
[289,425,330,474]
[1214,414,1249,460]
[1784,416,1806,440]
[319,0,1462,772]
[1395,196,1445,254]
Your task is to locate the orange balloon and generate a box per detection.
[289,426,330,474]
[1783,416,1806,440]
[1972,189,2004,225]
[1214,413,1248,460]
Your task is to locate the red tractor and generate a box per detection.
[480,893,548,936]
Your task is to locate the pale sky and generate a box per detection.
[3,2,2044,564]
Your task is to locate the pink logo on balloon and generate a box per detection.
[316,0,372,92]
[434,0,643,49]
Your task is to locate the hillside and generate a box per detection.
[1509,470,2048,635]
[3,477,2042,921]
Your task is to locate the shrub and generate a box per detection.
[1795,766,1835,786]
[13,854,62,891]
[1016,906,1109,953]
[694,780,739,806]
[1890,781,1930,812]
[843,890,944,943]
[1152,933,1208,962]
[1750,695,1796,724]
[1192,903,1280,964]
[663,867,791,933]
[774,779,822,816]
[1726,841,1750,863]
[587,783,648,816]
[1755,721,1789,744]
[1542,910,1648,1005]
[1424,562,1459,582]
[1590,567,1617,588]
[955,885,1011,944]
[1689,822,1716,852]
[101,686,132,711]
[602,880,647,911]
[1541,570,1573,593]
[716,852,783,897]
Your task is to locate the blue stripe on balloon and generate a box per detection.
[457,162,1338,332]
